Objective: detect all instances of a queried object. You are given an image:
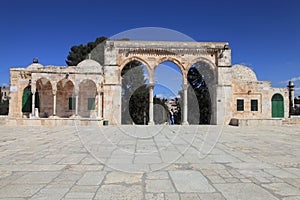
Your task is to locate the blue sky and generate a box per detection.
[0,0,300,96]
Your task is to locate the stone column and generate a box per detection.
[148,83,154,125]
[288,81,295,117]
[97,91,102,119]
[31,92,35,117]
[31,85,36,118]
[182,83,189,125]
[75,94,79,116]
[53,90,57,116]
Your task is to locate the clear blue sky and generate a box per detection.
[0,0,300,96]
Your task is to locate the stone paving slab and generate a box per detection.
[0,125,299,199]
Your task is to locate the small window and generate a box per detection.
[251,99,258,111]
[88,98,95,110]
[69,97,76,110]
[237,99,244,111]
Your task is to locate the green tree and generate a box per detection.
[186,66,211,124]
[66,36,107,66]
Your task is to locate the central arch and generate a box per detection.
[153,60,183,124]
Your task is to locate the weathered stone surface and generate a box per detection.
[262,183,300,196]
[95,185,143,200]
[214,183,278,200]
[76,171,106,185]
[0,184,45,198]
[104,171,143,184]
[169,170,215,193]
[145,179,175,193]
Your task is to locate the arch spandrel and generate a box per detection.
[155,56,186,76]
[119,56,151,74]
[188,57,217,72]
[119,56,153,83]
[187,57,218,85]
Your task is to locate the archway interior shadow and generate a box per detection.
[187,62,213,125]
[121,61,149,125]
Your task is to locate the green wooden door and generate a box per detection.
[22,86,32,113]
[272,94,284,118]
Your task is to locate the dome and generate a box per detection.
[77,59,103,73]
[232,64,257,81]
[27,63,43,70]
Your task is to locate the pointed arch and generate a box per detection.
[56,79,75,118]
[36,78,53,117]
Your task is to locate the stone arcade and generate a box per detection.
[8,40,290,125]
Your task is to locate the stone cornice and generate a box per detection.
[119,48,218,57]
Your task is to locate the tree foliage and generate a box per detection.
[66,36,107,66]
[186,66,211,124]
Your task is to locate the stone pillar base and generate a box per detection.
[148,121,155,125]
[182,121,189,125]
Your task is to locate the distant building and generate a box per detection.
[0,86,9,102]
[294,96,300,111]
[0,86,9,115]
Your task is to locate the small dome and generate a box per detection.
[27,63,43,70]
[232,64,257,81]
[77,59,103,73]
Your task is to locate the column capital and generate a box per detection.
[97,89,103,94]
[182,83,189,90]
[74,89,79,96]
[31,85,36,94]
[149,83,155,88]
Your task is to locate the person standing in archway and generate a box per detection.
[169,109,174,125]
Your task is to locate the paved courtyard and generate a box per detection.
[0,124,299,199]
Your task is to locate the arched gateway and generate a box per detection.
[9,40,289,125]
[103,40,232,125]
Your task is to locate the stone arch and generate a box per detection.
[78,79,97,118]
[153,60,184,124]
[36,78,53,118]
[56,79,75,118]
[188,57,217,81]
[156,57,186,80]
[187,58,217,124]
[120,56,151,76]
[120,59,150,125]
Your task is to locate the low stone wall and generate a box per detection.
[230,118,283,126]
[0,116,8,125]
[5,118,102,126]
[283,116,300,125]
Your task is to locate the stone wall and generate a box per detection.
[232,65,289,119]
